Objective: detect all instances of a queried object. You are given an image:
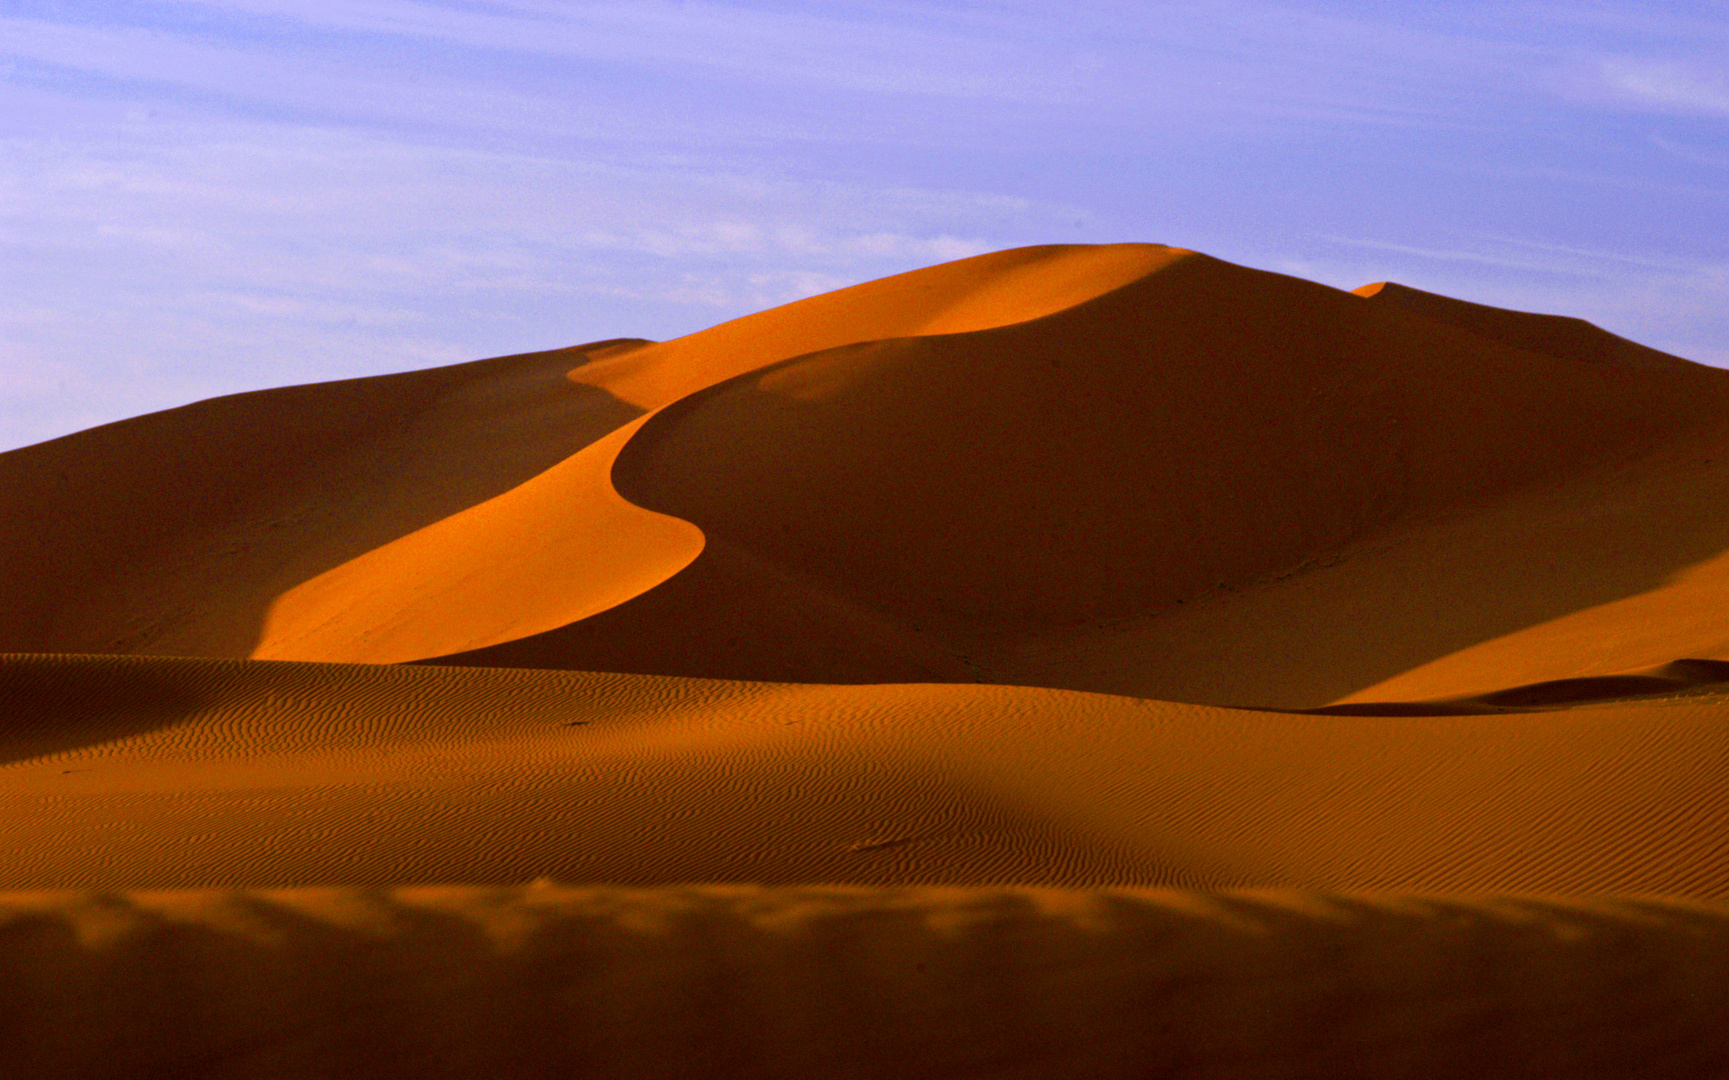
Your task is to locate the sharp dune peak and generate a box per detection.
[1352,278,1698,371]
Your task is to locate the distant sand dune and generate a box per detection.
[436,253,1729,707]
[1312,657,1729,714]
[1353,280,1697,370]
[0,338,651,657]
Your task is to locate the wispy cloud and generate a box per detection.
[2,1,1726,450]
[1317,230,1724,288]
[0,0,1537,143]
[1462,233,1704,274]
[1314,235,1613,278]
[1598,58,1729,114]
[0,100,1056,448]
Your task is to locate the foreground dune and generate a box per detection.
[6,650,1729,1075]
[5,653,1728,895]
[5,242,1729,1073]
[8,884,1728,1078]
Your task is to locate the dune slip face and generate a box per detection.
[6,243,1729,1074]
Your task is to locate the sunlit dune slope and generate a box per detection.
[5,653,1729,895]
[0,244,1170,663]
[250,243,1172,662]
[9,884,1729,1079]
[0,338,651,656]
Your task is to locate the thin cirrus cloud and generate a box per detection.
[1,0,1726,450]
[1601,60,1729,115]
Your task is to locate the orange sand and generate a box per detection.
[4,243,1729,1074]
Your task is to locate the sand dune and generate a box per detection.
[5,652,1729,895]
[434,253,1729,704]
[4,242,1729,1073]
[0,338,651,656]
[8,884,1729,1079]
[0,244,1171,664]
[6,244,1729,704]
[595,257,1727,690]
[1353,280,1697,370]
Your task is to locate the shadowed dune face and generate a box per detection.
[0,653,206,763]
[997,427,1729,707]
[442,253,1729,703]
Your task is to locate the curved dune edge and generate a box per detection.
[6,653,1729,895]
[0,339,651,658]
[253,244,1183,662]
[5,884,1727,1079]
[458,249,1729,703]
[1309,658,1729,715]
[252,419,707,662]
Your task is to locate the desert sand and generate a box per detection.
[4,243,1729,1075]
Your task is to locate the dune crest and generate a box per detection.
[1353,280,1695,370]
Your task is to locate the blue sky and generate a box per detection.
[2,1,1726,450]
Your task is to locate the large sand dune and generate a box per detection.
[4,242,1729,1073]
[9,242,1728,698]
